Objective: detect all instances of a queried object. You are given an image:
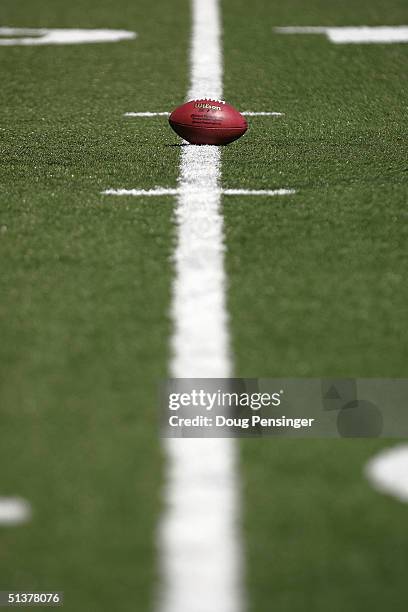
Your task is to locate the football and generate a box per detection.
[168,99,248,145]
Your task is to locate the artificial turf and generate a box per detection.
[0,0,188,609]
[222,0,408,610]
[1,0,408,610]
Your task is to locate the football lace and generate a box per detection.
[193,98,226,104]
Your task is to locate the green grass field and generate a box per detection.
[1,0,407,610]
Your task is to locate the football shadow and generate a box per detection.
[165,143,191,147]
[164,143,226,147]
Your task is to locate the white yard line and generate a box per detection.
[103,187,295,197]
[157,1,244,612]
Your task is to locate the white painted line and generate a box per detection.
[275,26,330,34]
[103,187,179,197]
[274,25,408,44]
[0,27,136,46]
[102,187,295,197]
[0,497,32,526]
[157,1,244,612]
[123,111,284,117]
[242,111,284,116]
[223,188,295,196]
[327,26,408,44]
[365,445,408,502]
[124,112,170,117]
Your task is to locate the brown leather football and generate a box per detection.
[169,99,248,145]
